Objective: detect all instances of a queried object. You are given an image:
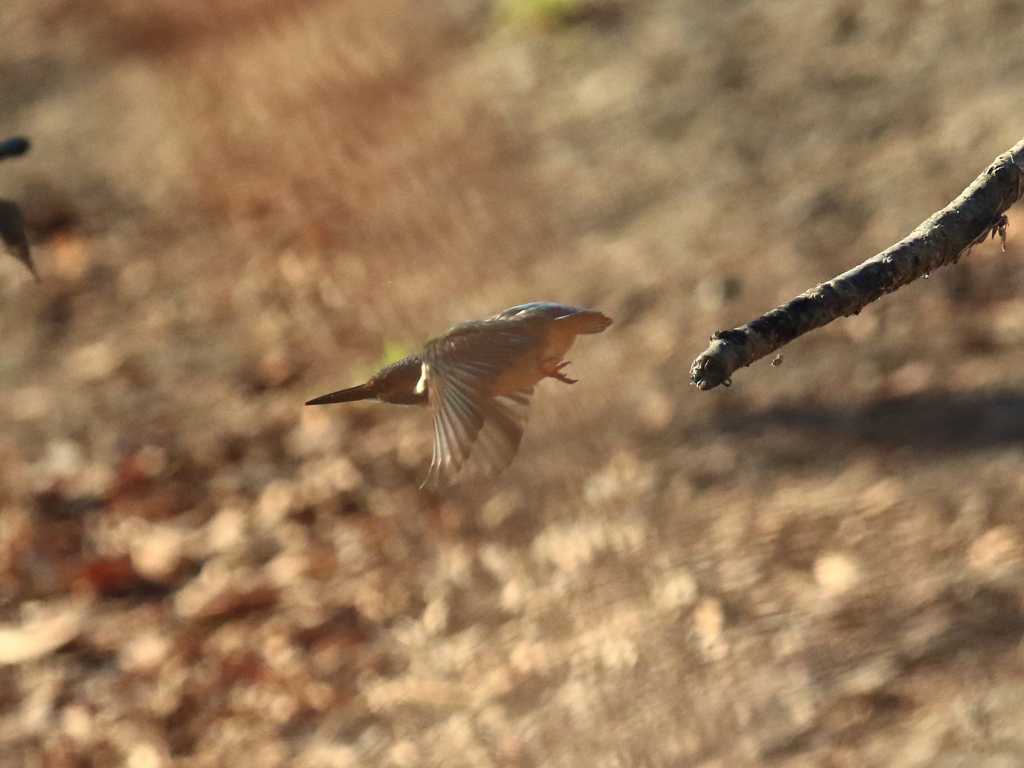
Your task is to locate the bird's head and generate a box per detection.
[369,355,429,405]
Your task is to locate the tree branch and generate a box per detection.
[690,137,1024,391]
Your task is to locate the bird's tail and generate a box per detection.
[305,385,374,405]
[572,311,613,335]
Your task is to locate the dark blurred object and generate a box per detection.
[0,135,38,279]
[0,200,35,278]
[21,180,82,241]
[0,136,30,159]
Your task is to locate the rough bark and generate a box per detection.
[690,138,1024,390]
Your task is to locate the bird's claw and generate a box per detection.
[547,360,578,384]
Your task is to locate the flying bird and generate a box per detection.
[0,200,35,279]
[306,302,612,487]
[0,136,37,279]
[0,137,30,160]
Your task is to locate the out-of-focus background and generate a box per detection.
[2,1,1024,765]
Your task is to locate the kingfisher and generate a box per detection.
[0,136,37,279]
[306,302,612,487]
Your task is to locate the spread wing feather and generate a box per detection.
[420,322,539,488]
[461,390,533,480]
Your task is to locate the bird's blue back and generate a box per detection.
[486,302,587,324]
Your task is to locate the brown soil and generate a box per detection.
[2,1,1024,766]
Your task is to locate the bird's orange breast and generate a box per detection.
[489,319,585,397]
[540,318,585,361]
[490,351,546,396]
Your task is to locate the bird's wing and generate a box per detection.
[420,324,538,488]
[457,388,533,482]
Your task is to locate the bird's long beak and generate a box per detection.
[305,384,374,405]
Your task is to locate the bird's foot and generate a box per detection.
[545,360,577,384]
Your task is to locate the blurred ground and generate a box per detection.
[2,0,1024,766]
